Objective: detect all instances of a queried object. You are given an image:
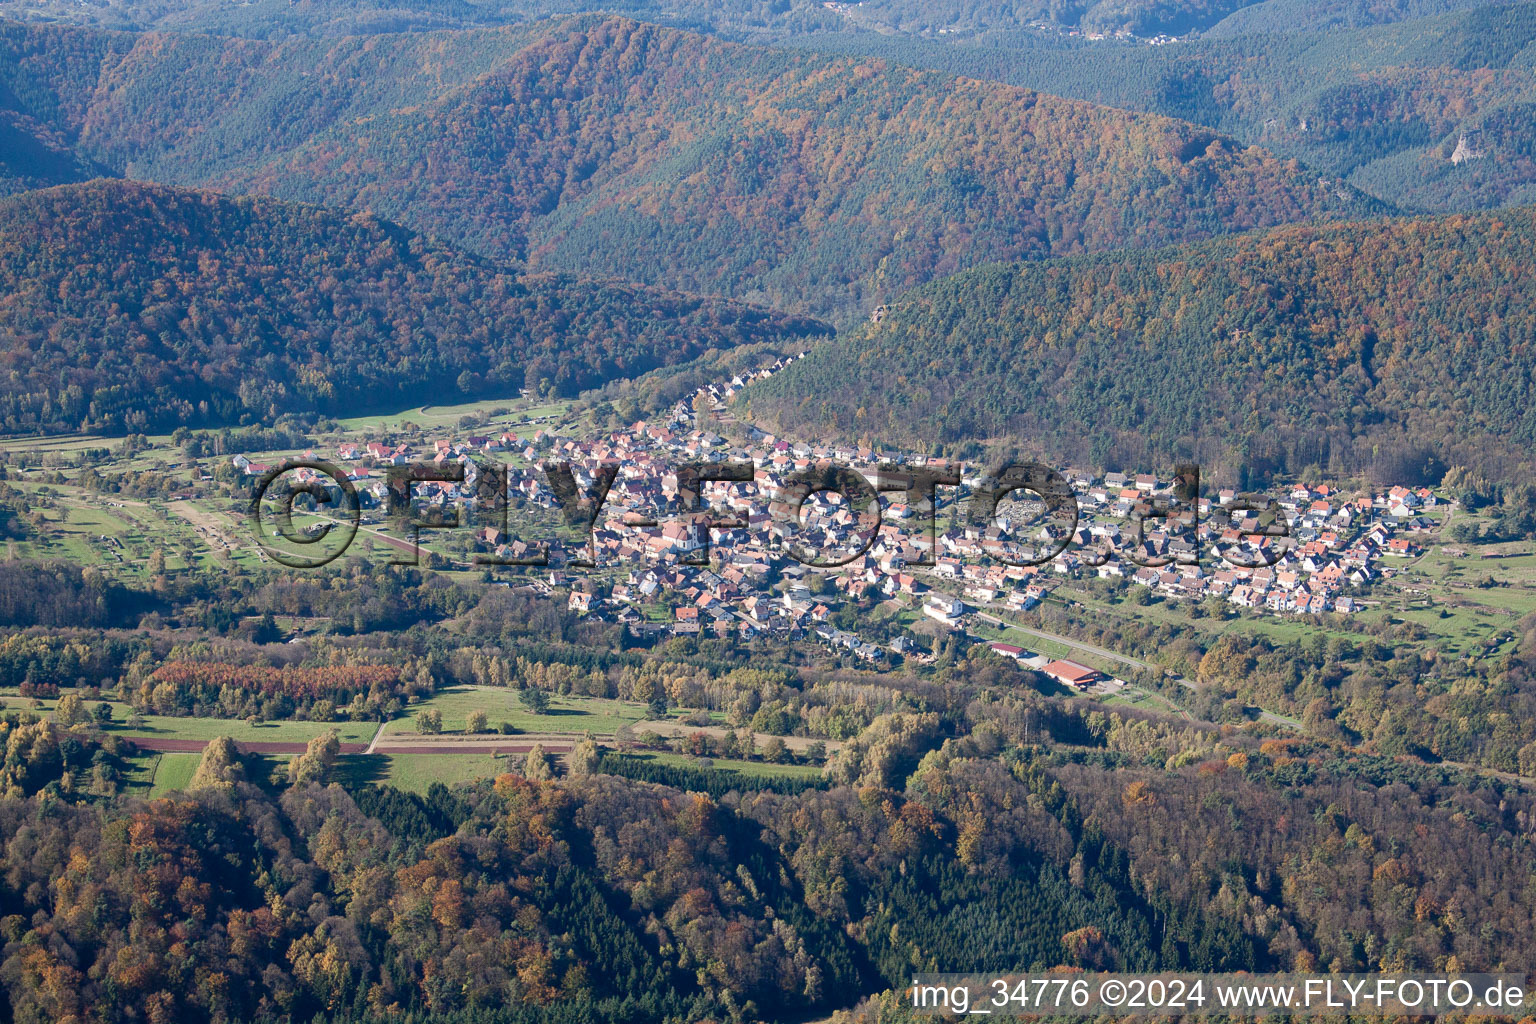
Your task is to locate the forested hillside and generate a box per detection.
[0,111,105,197]
[8,0,1502,39]
[745,205,1536,478]
[1203,0,1520,36]
[0,15,1380,321]
[801,3,1536,213]
[819,0,1519,36]
[0,0,1267,39]
[4,708,1535,1022]
[0,0,851,38]
[829,0,1253,36]
[0,180,827,433]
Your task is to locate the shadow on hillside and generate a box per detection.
[333,754,389,788]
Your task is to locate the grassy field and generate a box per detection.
[4,486,226,574]
[122,742,513,798]
[1053,583,1383,647]
[112,715,379,745]
[123,745,821,799]
[1043,571,1523,662]
[0,393,580,579]
[383,687,656,737]
[147,753,202,797]
[2,695,133,717]
[120,751,203,798]
[331,398,571,433]
[629,751,825,780]
[15,688,822,798]
[122,752,161,794]
[0,433,104,453]
[1372,544,1536,656]
[332,752,514,794]
[11,687,654,747]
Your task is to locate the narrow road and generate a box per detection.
[970,610,1194,721]
[1252,707,1304,730]
[971,609,1302,730]
[973,611,1161,675]
[290,509,422,556]
[364,720,387,755]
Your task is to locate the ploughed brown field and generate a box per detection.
[126,736,576,755]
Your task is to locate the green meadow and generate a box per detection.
[384,687,657,737]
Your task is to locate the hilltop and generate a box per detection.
[0,15,1381,320]
[745,205,1536,479]
[0,180,828,434]
[802,3,1536,213]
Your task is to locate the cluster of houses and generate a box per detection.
[235,358,1444,662]
[1057,475,1435,616]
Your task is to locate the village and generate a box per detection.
[240,356,1445,692]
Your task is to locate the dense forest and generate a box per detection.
[0,15,1381,321]
[0,109,105,198]
[808,0,1520,37]
[2,681,1535,1022]
[0,180,828,433]
[821,0,1254,36]
[801,2,1536,213]
[746,204,1536,478]
[1202,0,1524,36]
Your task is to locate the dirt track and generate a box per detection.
[370,733,577,755]
[368,742,571,755]
[128,737,369,755]
[127,736,575,757]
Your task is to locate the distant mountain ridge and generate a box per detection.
[0,180,829,434]
[2,0,1506,40]
[0,15,1383,322]
[796,3,1536,213]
